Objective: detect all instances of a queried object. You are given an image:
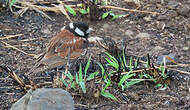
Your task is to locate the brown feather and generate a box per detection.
[27,29,87,76]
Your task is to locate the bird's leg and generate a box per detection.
[62,47,71,80]
[56,68,59,81]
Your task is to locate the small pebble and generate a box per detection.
[136,33,151,38]
[183,46,189,51]
[42,28,51,34]
[156,53,175,64]
[168,1,180,9]
[125,30,134,37]
[102,23,110,30]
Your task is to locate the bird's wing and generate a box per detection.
[44,30,85,61]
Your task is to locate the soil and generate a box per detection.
[0,0,190,109]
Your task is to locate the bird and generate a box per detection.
[27,22,93,76]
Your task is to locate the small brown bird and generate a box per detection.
[27,22,93,76]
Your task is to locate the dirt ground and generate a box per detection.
[0,0,190,109]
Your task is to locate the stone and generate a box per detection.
[11,88,74,110]
[157,15,168,20]
[183,46,189,51]
[154,46,164,51]
[136,32,151,38]
[168,1,180,9]
[177,5,190,17]
[156,53,176,64]
[102,23,110,30]
[143,16,152,22]
[187,40,190,46]
[157,21,166,30]
[125,30,134,36]
[42,28,51,34]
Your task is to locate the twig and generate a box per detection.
[0,34,23,40]
[167,68,190,75]
[127,79,155,81]
[139,60,190,74]
[121,67,157,75]
[1,41,36,56]
[100,5,160,15]
[0,66,27,91]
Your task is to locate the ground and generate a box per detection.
[0,0,190,109]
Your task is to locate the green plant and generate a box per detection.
[105,52,119,71]
[62,56,99,93]
[102,11,125,20]
[104,51,142,90]
[5,0,17,8]
[65,5,76,16]
[159,64,168,79]
[79,7,89,15]
[101,79,117,100]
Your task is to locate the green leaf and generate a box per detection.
[65,71,74,81]
[79,64,83,82]
[71,82,76,89]
[101,92,117,100]
[75,73,79,84]
[122,48,127,71]
[84,56,91,78]
[105,58,119,70]
[155,83,162,88]
[112,14,125,20]
[79,81,86,93]
[102,79,111,92]
[145,74,157,83]
[80,9,88,14]
[129,57,133,71]
[97,62,105,76]
[87,72,99,81]
[62,80,68,87]
[134,58,139,68]
[65,5,76,16]
[125,80,141,88]
[159,64,168,79]
[118,72,135,86]
[105,52,119,70]
[102,11,112,19]
[105,52,118,63]
[9,0,17,7]
[109,12,115,16]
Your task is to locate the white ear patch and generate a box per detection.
[86,27,93,34]
[75,27,85,36]
[69,23,74,29]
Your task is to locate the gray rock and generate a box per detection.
[42,28,51,34]
[143,16,152,22]
[177,6,190,17]
[156,53,176,64]
[125,30,134,36]
[157,15,168,20]
[136,33,151,38]
[102,23,110,30]
[154,46,164,51]
[10,89,32,110]
[11,88,74,110]
[0,51,6,55]
[187,40,190,46]
[157,21,166,30]
[183,46,189,51]
[168,1,180,9]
